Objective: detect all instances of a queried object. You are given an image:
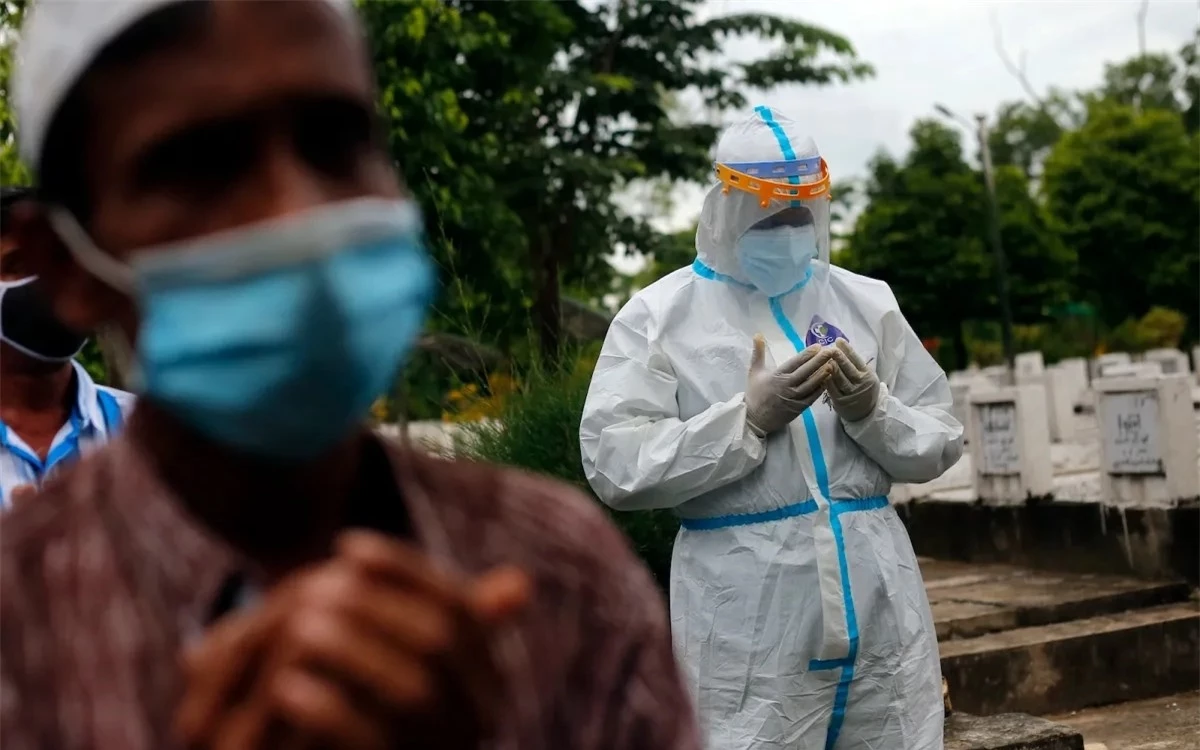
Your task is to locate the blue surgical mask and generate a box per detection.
[51,199,435,460]
[735,224,818,297]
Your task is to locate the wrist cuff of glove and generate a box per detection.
[746,416,769,439]
[839,383,884,423]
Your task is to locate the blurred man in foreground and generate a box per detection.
[0,2,699,749]
[0,186,134,508]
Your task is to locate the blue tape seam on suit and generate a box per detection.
[679,495,886,531]
[767,105,860,750]
[691,258,812,297]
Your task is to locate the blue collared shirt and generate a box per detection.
[0,360,135,509]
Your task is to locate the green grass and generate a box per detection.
[453,355,679,588]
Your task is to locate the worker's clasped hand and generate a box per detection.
[826,338,881,422]
[744,334,837,437]
[174,530,531,750]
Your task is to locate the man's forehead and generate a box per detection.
[93,2,371,163]
[14,0,356,171]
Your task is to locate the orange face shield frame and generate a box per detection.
[714,158,832,208]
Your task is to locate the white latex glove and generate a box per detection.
[745,334,836,437]
[827,338,881,422]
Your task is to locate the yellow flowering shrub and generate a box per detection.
[370,397,390,424]
[443,373,519,423]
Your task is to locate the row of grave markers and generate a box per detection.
[947,347,1200,507]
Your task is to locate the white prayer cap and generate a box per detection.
[14,0,355,171]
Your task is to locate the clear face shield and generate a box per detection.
[697,149,833,296]
[716,156,832,296]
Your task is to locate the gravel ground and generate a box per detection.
[1051,692,1200,750]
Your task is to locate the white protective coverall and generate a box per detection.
[580,106,963,750]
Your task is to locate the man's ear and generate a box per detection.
[9,201,130,334]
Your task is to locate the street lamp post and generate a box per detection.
[974,115,1017,372]
[935,105,1017,373]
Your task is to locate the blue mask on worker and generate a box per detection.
[735,225,817,297]
[51,199,435,460]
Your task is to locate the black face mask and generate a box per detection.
[0,276,88,362]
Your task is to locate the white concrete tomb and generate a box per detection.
[948,371,997,440]
[968,385,1054,504]
[1094,352,1133,378]
[1099,362,1163,379]
[1046,357,1089,443]
[1012,351,1056,441]
[1143,348,1190,376]
[981,364,1012,388]
[1094,374,1199,508]
[1013,351,1046,384]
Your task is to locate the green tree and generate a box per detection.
[842,121,990,367]
[0,0,30,185]
[842,119,1074,368]
[988,29,1199,178]
[360,0,556,351]
[1092,31,1199,133]
[628,226,695,291]
[363,0,871,361]
[1179,29,1200,133]
[987,91,1080,179]
[1042,100,1199,334]
[992,164,1076,324]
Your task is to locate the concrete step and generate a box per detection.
[940,602,1200,716]
[945,713,1084,750]
[905,502,1200,585]
[1051,691,1199,750]
[922,559,1192,641]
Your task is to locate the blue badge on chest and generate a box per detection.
[805,315,848,347]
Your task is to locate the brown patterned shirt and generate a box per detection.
[0,433,699,750]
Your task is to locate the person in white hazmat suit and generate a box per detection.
[579,105,964,750]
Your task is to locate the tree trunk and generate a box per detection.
[531,223,562,364]
[955,321,970,370]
